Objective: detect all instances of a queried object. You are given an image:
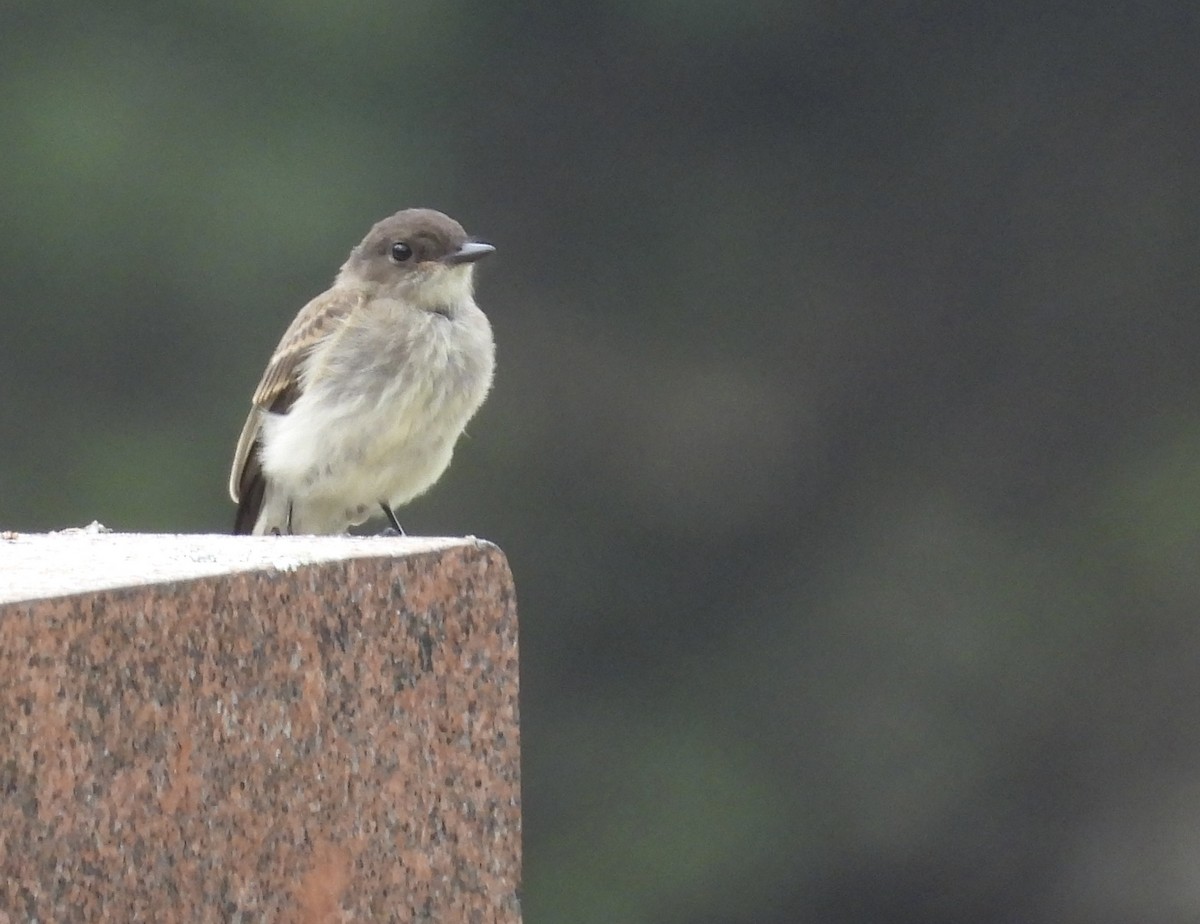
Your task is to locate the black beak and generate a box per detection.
[443,241,496,265]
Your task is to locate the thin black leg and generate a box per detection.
[379,502,405,535]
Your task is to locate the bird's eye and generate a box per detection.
[390,242,413,263]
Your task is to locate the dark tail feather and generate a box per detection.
[233,446,265,535]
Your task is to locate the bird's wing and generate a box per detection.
[228,287,365,505]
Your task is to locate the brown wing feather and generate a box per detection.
[232,380,303,533]
[228,287,364,526]
[251,287,366,410]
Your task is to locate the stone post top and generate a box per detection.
[0,529,498,604]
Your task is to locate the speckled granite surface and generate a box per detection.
[0,535,520,923]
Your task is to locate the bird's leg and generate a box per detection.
[378,502,405,536]
[286,500,294,535]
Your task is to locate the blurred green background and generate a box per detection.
[3,2,1199,921]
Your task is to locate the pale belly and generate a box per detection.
[256,308,493,533]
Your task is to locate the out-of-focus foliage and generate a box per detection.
[2,2,1199,921]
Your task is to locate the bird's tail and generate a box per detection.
[232,467,266,534]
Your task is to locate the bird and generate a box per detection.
[229,208,495,535]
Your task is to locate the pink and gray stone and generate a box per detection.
[0,533,521,923]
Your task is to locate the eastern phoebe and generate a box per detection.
[229,208,496,535]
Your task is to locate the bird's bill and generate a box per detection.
[443,241,496,265]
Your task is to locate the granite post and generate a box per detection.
[0,533,521,923]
